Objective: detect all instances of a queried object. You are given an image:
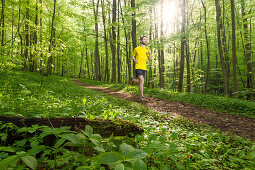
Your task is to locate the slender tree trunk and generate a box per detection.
[93,0,101,80]
[1,0,5,49]
[79,47,84,78]
[101,0,109,81]
[178,0,186,92]
[117,0,121,83]
[46,0,57,76]
[186,41,191,92]
[241,0,253,99]
[159,0,165,88]
[131,0,136,77]
[111,0,117,82]
[120,1,131,83]
[230,0,238,96]
[215,0,228,96]
[23,0,30,70]
[201,0,210,94]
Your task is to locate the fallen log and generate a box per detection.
[0,116,144,137]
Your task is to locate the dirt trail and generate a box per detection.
[73,79,255,141]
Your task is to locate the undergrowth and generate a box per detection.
[0,70,254,169]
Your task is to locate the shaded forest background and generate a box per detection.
[1,0,254,99]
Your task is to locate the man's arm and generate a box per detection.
[148,50,152,60]
[132,56,138,63]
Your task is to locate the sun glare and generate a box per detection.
[158,0,179,35]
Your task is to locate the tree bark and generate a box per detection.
[93,0,101,81]
[241,0,253,99]
[159,0,165,88]
[111,0,117,82]
[214,0,228,96]
[230,0,238,96]
[178,0,186,92]
[131,0,136,78]
[46,0,57,76]
[201,0,210,94]
[101,0,109,81]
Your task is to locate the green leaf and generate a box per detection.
[115,163,124,170]
[120,143,135,158]
[96,152,122,164]
[245,151,255,160]
[0,152,26,168]
[0,155,20,168]
[60,133,82,145]
[0,147,16,152]
[84,125,93,137]
[133,159,147,170]
[76,166,92,170]
[21,155,37,170]
[54,138,66,149]
[126,149,148,161]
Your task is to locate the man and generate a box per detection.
[132,35,151,101]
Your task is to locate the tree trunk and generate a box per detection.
[93,0,101,81]
[0,0,5,58]
[131,0,136,78]
[46,0,57,76]
[241,0,253,100]
[159,0,165,88]
[215,0,228,96]
[101,0,109,81]
[117,0,121,83]
[178,0,186,92]
[230,0,238,96]
[201,0,210,94]
[186,41,191,92]
[23,0,30,71]
[111,0,117,82]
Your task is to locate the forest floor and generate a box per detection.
[73,79,255,141]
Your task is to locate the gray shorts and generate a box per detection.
[135,69,146,78]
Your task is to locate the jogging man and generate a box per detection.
[132,35,151,101]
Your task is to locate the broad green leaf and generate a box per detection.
[27,145,50,156]
[0,152,26,168]
[76,166,92,170]
[0,147,16,152]
[133,159,147,170]
[94,146,105,152]
[54,138,66,149]
[126,149,148,161]
[0,155,20,168]
[21,155,37,170]
[115,163,124,170]
[60,133,82,145]
[97,152,122,164]
[84,125,93,137]
[120,143,135,158]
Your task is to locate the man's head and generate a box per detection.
[140,35,147,45]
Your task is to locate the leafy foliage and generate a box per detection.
[0,70,255,169]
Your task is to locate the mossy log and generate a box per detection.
[0,116,143,137]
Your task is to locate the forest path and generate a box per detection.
[73,79,255,141]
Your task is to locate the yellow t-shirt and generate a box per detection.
[132,46,150,70]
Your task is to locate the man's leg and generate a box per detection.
[138,75,144,97]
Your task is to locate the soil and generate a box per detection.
[0,116,143,137]
[73,79,255,141]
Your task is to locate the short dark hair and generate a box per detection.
[140,35,147,41]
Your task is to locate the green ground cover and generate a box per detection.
[0,70,254,169]
[80,79,255,119]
